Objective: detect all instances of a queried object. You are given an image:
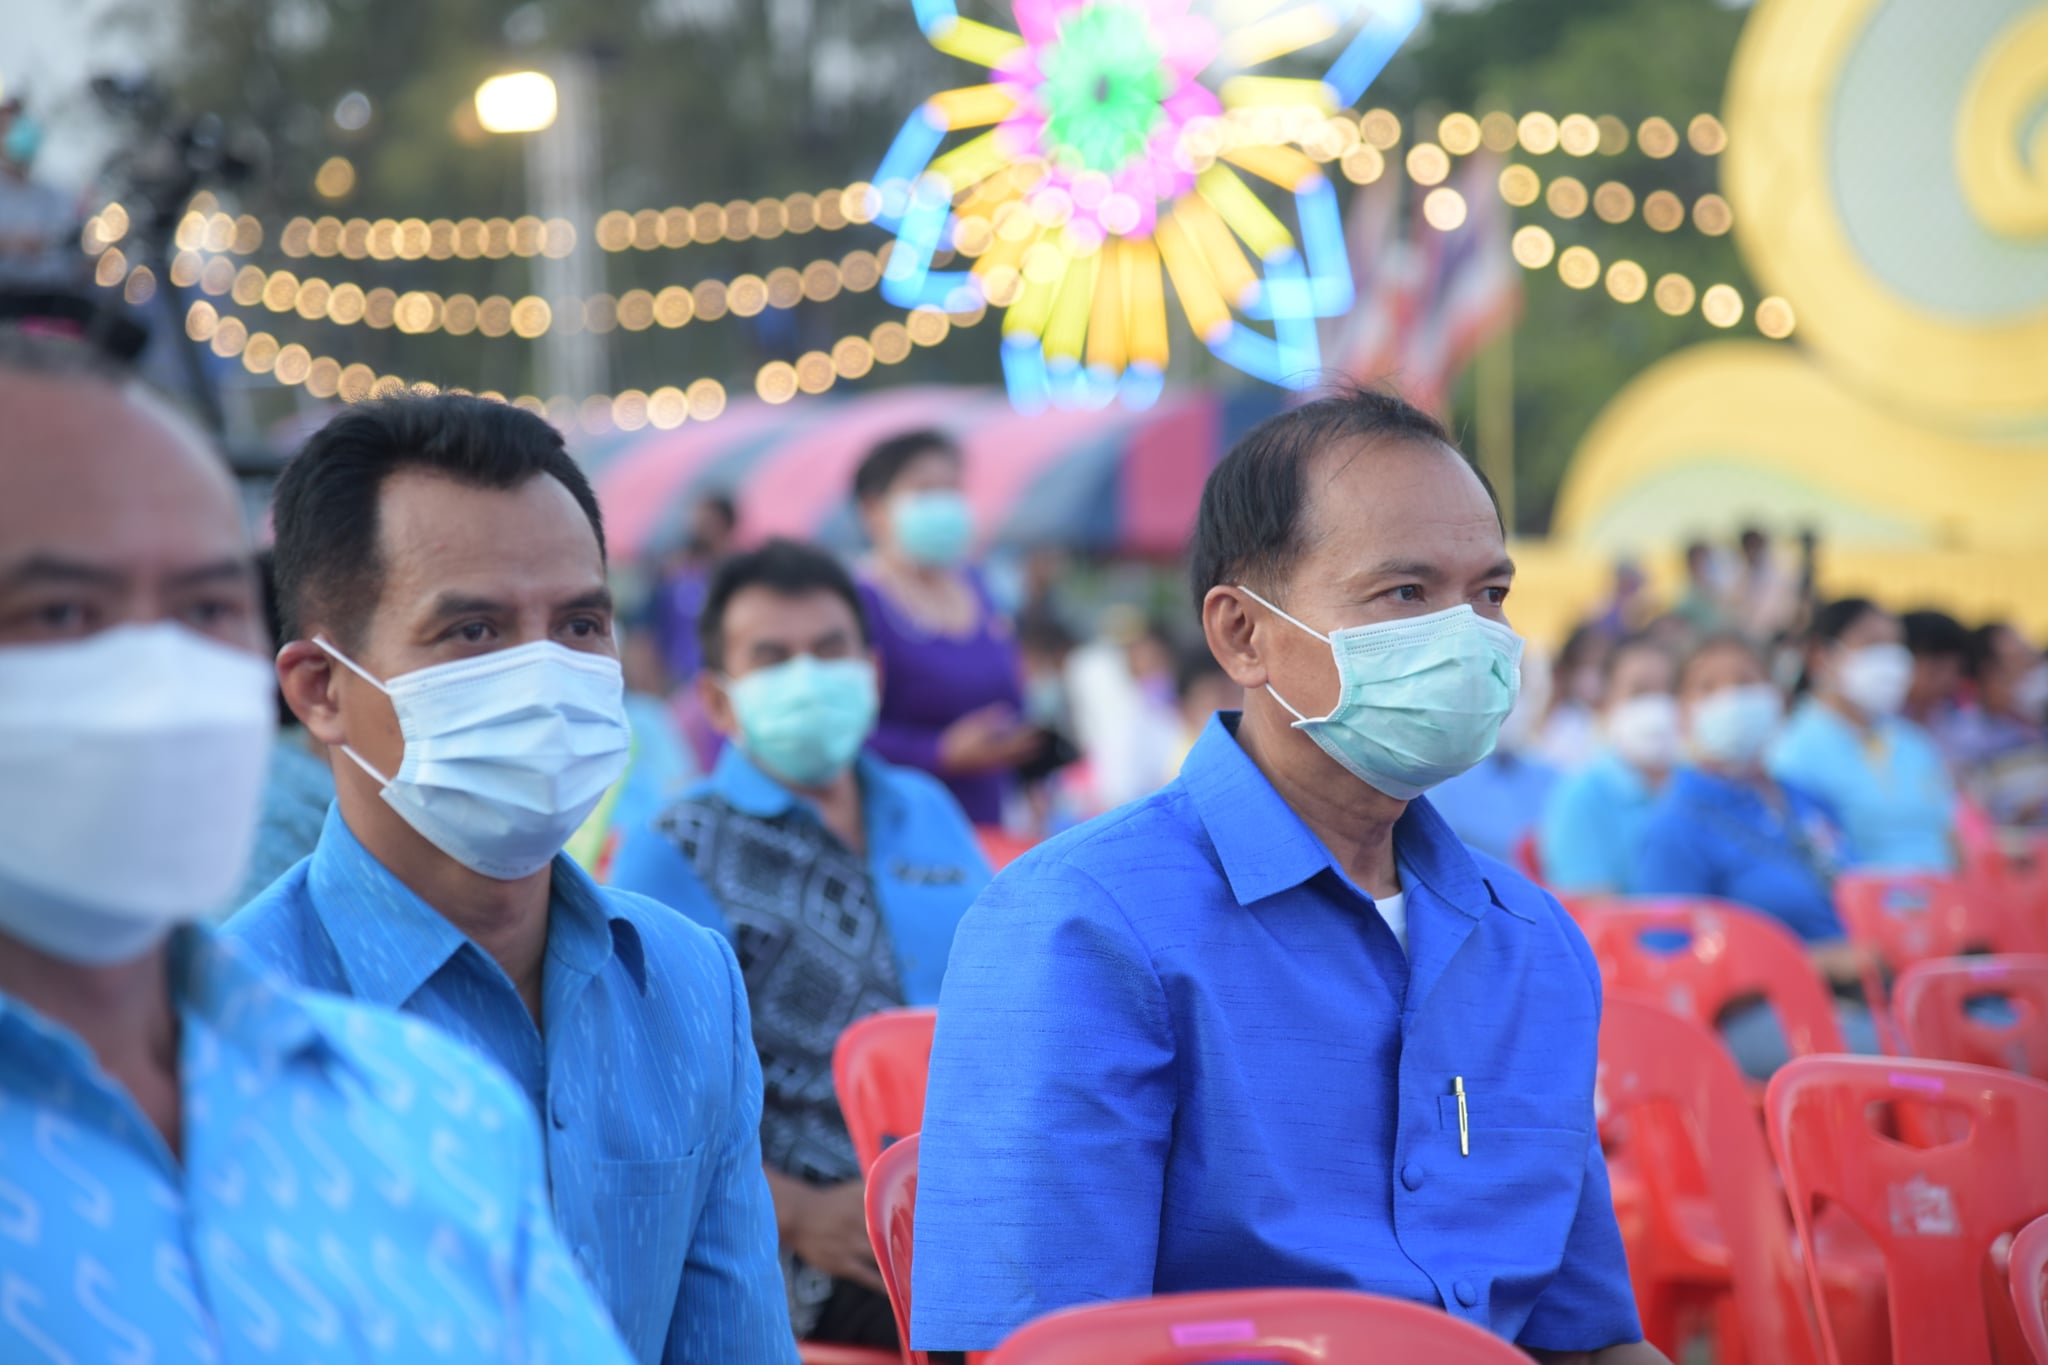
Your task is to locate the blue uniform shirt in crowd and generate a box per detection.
[1769,699,1955,872]
[1633,766,1849,942]
[1422,749,1559,863]
[228,806,797,1365]
[910,715,1640,1354]
[0,926,634,1364]
[609,746,989,1008]
[1539,749,1658,894]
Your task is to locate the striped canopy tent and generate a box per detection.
[581,385,1277,563]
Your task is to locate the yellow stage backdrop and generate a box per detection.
[1525,0,2048,648]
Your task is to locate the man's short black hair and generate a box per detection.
[853,428,960,502]
[1902,609,1968,660]
[697,538,870,672]
[1965,621,2016,682]
[270,394,605,645]
[697,492,737,532]
[1187,386,1482,611]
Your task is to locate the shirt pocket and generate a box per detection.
[579,1147,706,1359]
[1433,1095,1590,1310]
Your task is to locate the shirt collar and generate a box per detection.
[307,805,645,1009]
[1182,713,1503,922]
[707,742,905,836]
[0,925,339,1095]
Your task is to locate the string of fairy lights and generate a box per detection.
[79,104,1795,431]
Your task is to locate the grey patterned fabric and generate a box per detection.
[655,793,905,1334]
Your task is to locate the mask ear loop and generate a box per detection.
[1233,585,1333,726]
[313,637,400,787]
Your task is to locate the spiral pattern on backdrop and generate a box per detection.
[1722,0,2048,433]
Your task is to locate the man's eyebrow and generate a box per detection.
[163,558,253,591]
[1485,557,1518,580]
[427,592,511,619]
[558,588,615,614]
[1364,558,1447,581]
[0,555,124,590]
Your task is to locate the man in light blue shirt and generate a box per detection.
[1539,634,1679,894]
[912,392,1657,1362]
[229,396,794,1365]
[611,539,989,1351]
[0,328,631,1363]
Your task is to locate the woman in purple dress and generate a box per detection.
[853,430,1042,826]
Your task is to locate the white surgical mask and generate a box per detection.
[1241,590,1523,801]
[1689,683,1783,768]
[1606,693,1682,771]
[2016,663,2048,721]
[1837,642,1913,718]
[319,638,631,881]
[0,625,274,963]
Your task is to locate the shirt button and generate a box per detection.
[1454,1279,1479,1307]
[1401,1161,1425,1191]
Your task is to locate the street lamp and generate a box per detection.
[474,72,558,135]
[475,63,601,407]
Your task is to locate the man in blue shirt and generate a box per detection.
[912,390,1659,1362]
[229,395,794,1365]
[0,328,631,1363]
[611,538,990,1350]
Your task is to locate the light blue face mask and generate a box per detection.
[3,116,42,169]
[890,490,974,568]
[1239,589,1524,801]
[726,655,879,787]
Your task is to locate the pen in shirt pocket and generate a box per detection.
[1454,1076,1469,1157]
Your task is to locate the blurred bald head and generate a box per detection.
[0,330,262,653]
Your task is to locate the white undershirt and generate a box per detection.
[1375,889,1409,955]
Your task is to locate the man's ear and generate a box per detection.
[697,669,738,738]
[278,639,346,746]
[1201,585,1270,692]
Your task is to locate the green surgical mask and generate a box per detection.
[891,490,974,568]
[725,655,878,787]
[1239,589,1523,801]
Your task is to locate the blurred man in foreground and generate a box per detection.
[0,331,633,1362]
[230,396,795,1365]
[911,389,1663,1363]
[611,539,989,1350]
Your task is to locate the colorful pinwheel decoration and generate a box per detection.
[873,0,1421,410]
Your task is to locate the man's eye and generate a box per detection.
[35,602,90,630]
[1484,587,1511,606]
[564,617,604,638]
[182,597,248,627]
[455,622,492,643]
[1392,585,1424,603]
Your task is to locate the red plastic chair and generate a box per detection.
[1893,955,2048,1079]
[973,826,1036,872]
[983,1288,1531,1365]
[798,1345,899,1365]
[2012,1213,2048,1365]
[832,1007,937,1174]
[1767,1056,2048,1364]
[1834,871,2038,1046]
[1580,898,1849,1060]
[865,1133,928,1365]
[1597,996,1830,1364]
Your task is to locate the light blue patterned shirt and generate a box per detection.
[228,806,796,1365]
[0,926,634,1364]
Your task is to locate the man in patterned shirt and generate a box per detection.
[611,539,990,1350]
[0,326,633,1363]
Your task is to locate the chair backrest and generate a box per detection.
[2012,1212,2048,1365]
[974,827,1036,872]
[832,1007,937,1173]
[1766,1055,2048,1364]
[1597,996,1827,1365]
[1833,871,2012,972]
[982,1288,1531,1365]
[1580,899,1847,1056]
[1893,954,2048,1079]
[865,1133,923,1365]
